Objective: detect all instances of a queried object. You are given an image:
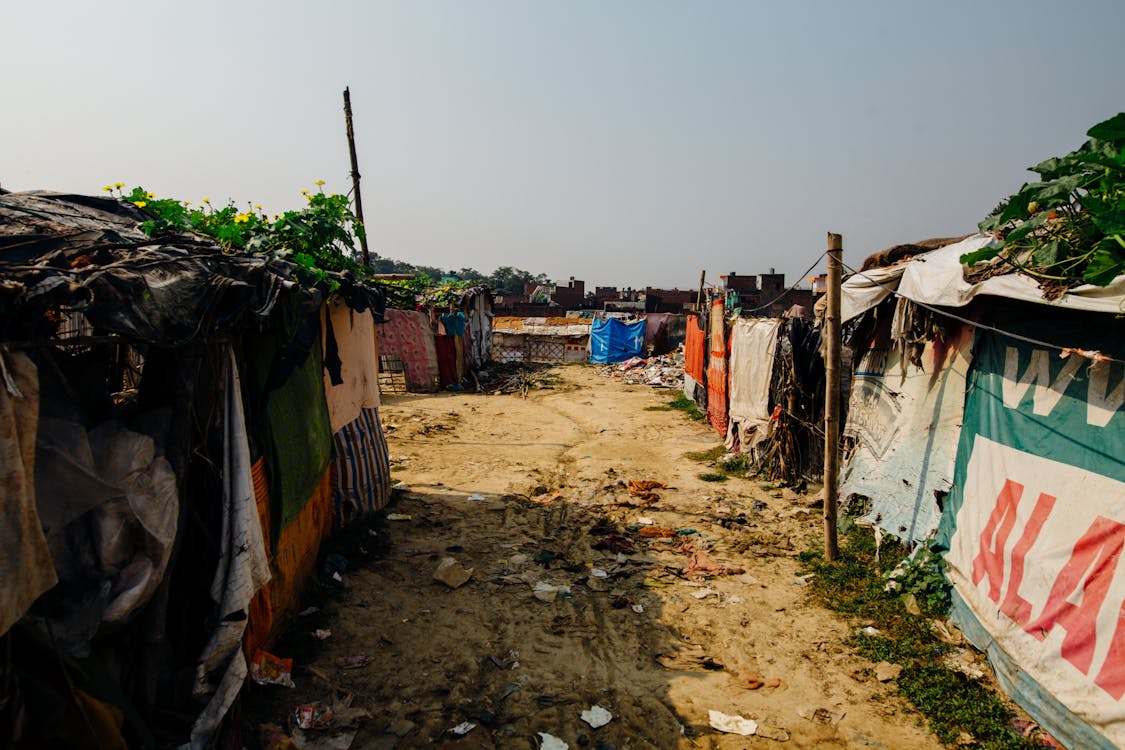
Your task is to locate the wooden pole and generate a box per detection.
[697,270,706,313]
[343,87,371,267]
[823,232,843,561]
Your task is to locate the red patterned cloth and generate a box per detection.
[377,309,439,391]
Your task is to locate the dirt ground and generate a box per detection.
[248,365,945,749]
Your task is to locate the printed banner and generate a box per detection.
[940,331,1125,746]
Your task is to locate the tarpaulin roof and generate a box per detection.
[842,234,1125,321]
[0,191,385,345]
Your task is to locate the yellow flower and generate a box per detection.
[314,179,325,186]
[183,201,192,206]
[306,194,315,202]
[202,197,211,204]
[300,189,309,195]
[254,204,262,210]
[233,212,251,224]
[146,192,155,200]
[133,200,148,208]
[114,182,125,189]
[102,185,113,192]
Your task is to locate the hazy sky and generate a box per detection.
[3,1,1123,289]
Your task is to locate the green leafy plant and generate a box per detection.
[103,182,368,289]
[963,112,1125,294]
[883,546,952,616]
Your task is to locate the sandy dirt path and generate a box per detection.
[250,365,942,749]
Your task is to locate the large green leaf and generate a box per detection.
[1031,239,1060,267]
[1087,112,1125,143]
[1082,241,1125,286]
[1030,156,1068,180]
[1085,202,1125,236]
[1003,210,1052,243]
[960,244,1003,266]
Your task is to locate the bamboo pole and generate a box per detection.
[343,87,371,267]
[823,232,843,561]
[697,270,706,313]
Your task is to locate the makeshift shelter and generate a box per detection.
[839,233,1125,749]
[0,190,392,749]
[492,316,591,364]
[589,316,646,364]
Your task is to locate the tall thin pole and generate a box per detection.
[823,232,843,561]
[343,87,371,267]
[697,270,707,313]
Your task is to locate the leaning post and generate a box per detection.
[343,87,371,267]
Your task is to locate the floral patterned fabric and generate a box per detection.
[377,309,439,391]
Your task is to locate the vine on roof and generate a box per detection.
[104,182,368,290]
[962,112,1125,296]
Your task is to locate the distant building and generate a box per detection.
[551,277,586,309]
[643,287,698,313]
[719,267,814,318]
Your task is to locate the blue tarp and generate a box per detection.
[589,317,646,363]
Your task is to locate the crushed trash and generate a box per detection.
[533,581,572,602]
[294,702,334,730]
[709,709,758,736]
[596,351,685,388]
[792,573,816,587]
[692,588,716,599]
[333,655,370,670]
[450,721,477,736]
[386,513,412,521]
[639,526,677,538]
[627,479,665,503]
[631,604,645,614]
[537,732,569,750]
[433,557,474,589]
[859,626,882,637]
[249,650,295,688]
[312,629,332,640]
[580,705,614,728]
[798,706,846,725]
[682,544,746,581]
[467,493,486,501]
[636,516,655,525]
[297,606,320,617]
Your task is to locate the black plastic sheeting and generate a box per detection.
[0,191,385,345]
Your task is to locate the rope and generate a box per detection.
[839,259,1125,366]
[738,250,829,314]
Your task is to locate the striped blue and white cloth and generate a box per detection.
[331,407,392,525]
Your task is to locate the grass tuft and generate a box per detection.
[667,393,705,421]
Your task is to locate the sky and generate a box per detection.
[3,1,1124,290]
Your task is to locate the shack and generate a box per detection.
[0,190,392,749]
